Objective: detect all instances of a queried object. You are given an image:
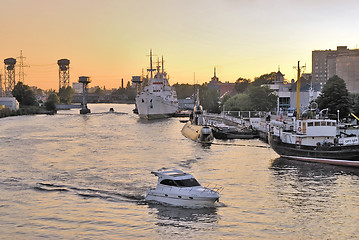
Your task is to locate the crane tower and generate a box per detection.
[4,58,16,96]
[57,59,70,90]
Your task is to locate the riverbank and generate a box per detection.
[0,106,55,118]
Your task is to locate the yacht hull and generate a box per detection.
[145,190,219,208]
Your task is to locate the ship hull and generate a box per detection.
[136,92,178,120]
[181,121,214,143]
[270,135,359,167]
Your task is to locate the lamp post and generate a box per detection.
[337,109,340,123]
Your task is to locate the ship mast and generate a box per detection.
[295,61,305,119]
[161,56,164,74]
[296,61,301,119]
[147,49,156,79]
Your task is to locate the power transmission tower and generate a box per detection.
[17,50,29,83]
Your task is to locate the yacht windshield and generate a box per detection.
[174,178,200,187]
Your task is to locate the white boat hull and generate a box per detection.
[136,93,178,120]
[145,190,219,208]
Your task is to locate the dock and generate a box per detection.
[205,111,285,143]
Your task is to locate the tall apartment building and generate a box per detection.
[312,46,359,93]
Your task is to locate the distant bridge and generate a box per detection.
[56,104,82,110]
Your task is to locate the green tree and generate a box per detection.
[252,72,276,86]
[224,86,277,112]
[58,86,75,104]
[316,75,350,118]
[220,94,232,106]
[198,85,220,113]
[351,94,359,118]
[247,85,277,111]
[235,77,251,93]
[12,82,38,106]
[45,92,60,111]
[225,93,251,111]
[173,83,195,99]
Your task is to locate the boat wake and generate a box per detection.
[178,158,198,168]
[34,182,144,203]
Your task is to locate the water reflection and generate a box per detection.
[271,157,359,178]
[269,157,359,239]
[148,203,219,230]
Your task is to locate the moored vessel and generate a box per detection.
[269,61,359,167]
[269,115,359,167]
[181,90,214,144]
[212,123,258,140]
[134,50,178,120]
[145,169,222,208]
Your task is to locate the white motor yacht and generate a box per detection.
[145,169,221,208]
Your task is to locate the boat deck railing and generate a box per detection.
[202,183,224,193]
[154,184,223,194]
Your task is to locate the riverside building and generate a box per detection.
[312,46,359,93]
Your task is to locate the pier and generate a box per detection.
[205,111,286,142]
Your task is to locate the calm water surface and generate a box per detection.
[1,104,359,239]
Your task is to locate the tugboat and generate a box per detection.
[269,112,359,167]
[145,169,222,208]
[181,90,214,144]
[269,61,359,167]
[134,50,178,120]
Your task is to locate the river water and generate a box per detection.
[1,103,359,239]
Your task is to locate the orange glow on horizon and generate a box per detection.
[1,0,357,90]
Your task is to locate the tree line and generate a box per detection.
[173,73,359,120]
[5,73,359,120]
[173,72,279,113]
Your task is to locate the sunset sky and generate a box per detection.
[1,0,359,90]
